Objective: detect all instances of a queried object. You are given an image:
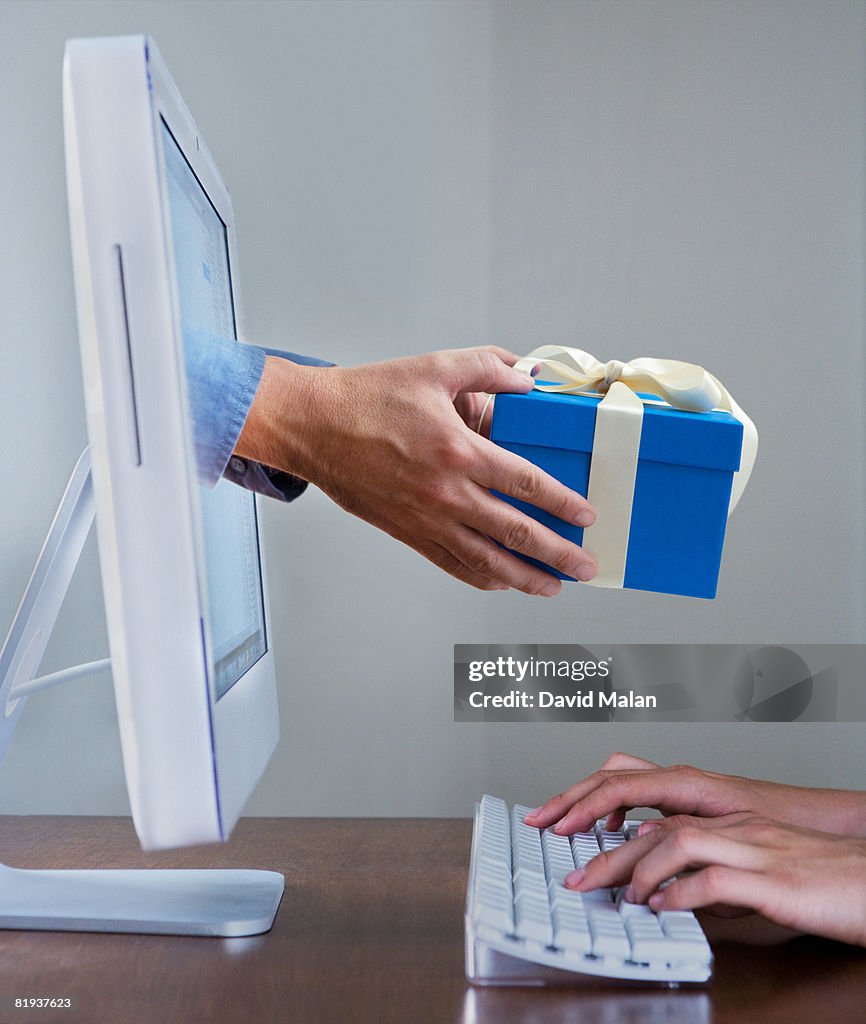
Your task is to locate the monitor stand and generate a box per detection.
[0,448,284,936]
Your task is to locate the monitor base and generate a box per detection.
[0,861,284,936]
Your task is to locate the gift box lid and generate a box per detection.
[493,389,743,472]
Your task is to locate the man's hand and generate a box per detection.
[563,813,866,947]
[525,752,866,837]
[236,346,597,595]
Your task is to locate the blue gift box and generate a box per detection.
[491,389,744,599]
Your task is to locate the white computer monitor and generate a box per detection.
[63,35,279,852]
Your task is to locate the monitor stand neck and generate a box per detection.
[0,448,284,937]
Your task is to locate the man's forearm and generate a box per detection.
[235,356,326,480]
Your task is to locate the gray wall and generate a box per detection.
[0,0,863,818]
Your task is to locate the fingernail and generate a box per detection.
[553,817,567,834]
[564,868,584,888]
[576,509,595,527]
[530,363,542,377]
[624,885,635,903]
[638,821,660,835]
[649,892,665,910]
[525,807,542,820]
[540,581,560,597]
[575,562,596,582]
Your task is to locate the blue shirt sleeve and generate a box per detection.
[183,327,333,502]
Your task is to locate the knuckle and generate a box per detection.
[419,543,486,590]
[666,815,695,831]
[594,849,615,872]
[423,479,457,511]
[600,774,627,795]
[671,827,699,855]
[428,349,451,375]
[740,818,773,840]
[631,862,652,893]
[511,464,543,504]
[524,576,557,597]
[472,548,504,581]
[500,515,534,553]
[702,865,728,897]
[437,434,475,471]
[475,348,501,377]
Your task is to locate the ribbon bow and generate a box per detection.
[512,345,757,514]
[492,345,758,589]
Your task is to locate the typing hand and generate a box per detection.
[563,813,866,947]
[524,752,866,837]
[237,346,597,594]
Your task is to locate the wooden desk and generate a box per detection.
[0,817,862,1024]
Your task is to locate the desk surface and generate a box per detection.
[0,816,863,1024]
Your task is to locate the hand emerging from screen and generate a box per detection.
[235,346,597,594]
[525,752,866,837]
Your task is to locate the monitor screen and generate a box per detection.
[161,122,267,700]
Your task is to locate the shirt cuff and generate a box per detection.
[183,326,266,489]
[183,326,335,501]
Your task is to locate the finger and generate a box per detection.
[526,756,660,827]
[601,752,659,771]
[629,828,768,904]
[604,808,627,832]
[525,767,657,827]
[440,523,565,597]
[525,770,623,827]
[552,769,707,836]
[648,866,770,916]
[440,348,535,398]
[565,829,668,892]
[600,749,664,829]
[637,812,755,838]
[473,345,524,369]
[464,489,597,583]
[472,438,596,529]
[409,538,509,592]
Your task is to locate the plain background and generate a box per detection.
[0,0,863,817]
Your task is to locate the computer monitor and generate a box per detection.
[0,34,284,935]
[63,35,278,852]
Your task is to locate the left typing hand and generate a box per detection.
[564,814,866,947]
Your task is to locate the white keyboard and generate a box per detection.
[465,796,712,985]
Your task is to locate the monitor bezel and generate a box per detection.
[64,35,279,850]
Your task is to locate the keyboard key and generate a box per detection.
[588,907,630,958]
[515,896,553,945]
[616,898,654,918]
[579,887,615,905]
[472,894,514,933]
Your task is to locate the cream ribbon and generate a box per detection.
[501,345,758,588]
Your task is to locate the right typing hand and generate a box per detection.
[565,811,866,947]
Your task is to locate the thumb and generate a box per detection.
[443,348,535,397]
